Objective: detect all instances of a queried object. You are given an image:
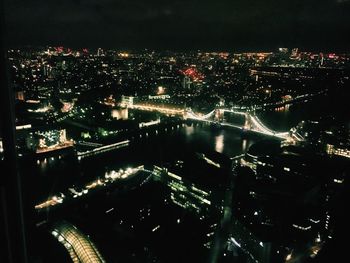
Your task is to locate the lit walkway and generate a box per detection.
[51,221,105,263]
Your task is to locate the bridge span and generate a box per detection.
[185,108,291,140]
[51,221,105,263]
[123,103,300,141]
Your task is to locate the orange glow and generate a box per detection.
[157,86,165,95]
[180,67,204,81]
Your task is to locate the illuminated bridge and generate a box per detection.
[123,103,299,141]
[185,108,291,140]
[124,101,304,141]
[51,221,105,263]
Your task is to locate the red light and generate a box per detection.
[180,67,204,81]
[55,46,64,53]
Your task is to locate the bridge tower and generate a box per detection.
[183,108,191,120]
[214,109,224,122]
[243,113,252,130]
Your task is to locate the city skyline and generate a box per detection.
[1,2,350,262]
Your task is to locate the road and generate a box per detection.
[208,160,238,263]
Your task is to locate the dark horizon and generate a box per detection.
[7,45,350,54]
[3,0,350,52]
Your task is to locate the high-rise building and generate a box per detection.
[182,76,192,89]
[278,47,289,53]
[291,48,299,57]
[43,64,52,77]
[97,48,104,57]
[121,95,134,107]
[320,56,324,67]
[15,91,25,101]
[26,128,73,153]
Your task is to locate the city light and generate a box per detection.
[286,253,292,261]
[157,86,165,95]
[35,165,146,210]
[7,44,350,263]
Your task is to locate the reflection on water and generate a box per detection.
[111,108,128,120]
[185,124,195,137]
[274,104,290,112]
[215,134,224,153]
[242,139,248,152]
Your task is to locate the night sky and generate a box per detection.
[3,0,350,51]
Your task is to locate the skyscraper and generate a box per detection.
[182,76,192,89]
[97,48,104,57]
